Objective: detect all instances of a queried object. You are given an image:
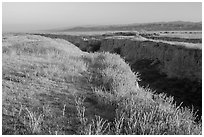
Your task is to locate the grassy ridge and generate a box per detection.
[2,34,202,135]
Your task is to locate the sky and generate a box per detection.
[2,2,202,32]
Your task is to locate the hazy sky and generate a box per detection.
[2,2,202,32]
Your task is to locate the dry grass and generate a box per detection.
[2,34,88,134]
[2,33,202,135]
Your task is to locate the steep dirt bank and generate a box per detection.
[99,37,202,81]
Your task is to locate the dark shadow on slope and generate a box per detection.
[131,59,202,121]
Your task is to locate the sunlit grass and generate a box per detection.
[2,34,202,135]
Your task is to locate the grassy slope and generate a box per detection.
[2,34,202,135]
[2,34,88,134]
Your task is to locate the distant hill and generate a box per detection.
[58,21,202,32]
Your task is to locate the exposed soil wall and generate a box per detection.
[99,37,202,82]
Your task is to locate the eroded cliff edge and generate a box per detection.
[99,36,202,82]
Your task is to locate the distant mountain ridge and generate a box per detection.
[58,21,202,32]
